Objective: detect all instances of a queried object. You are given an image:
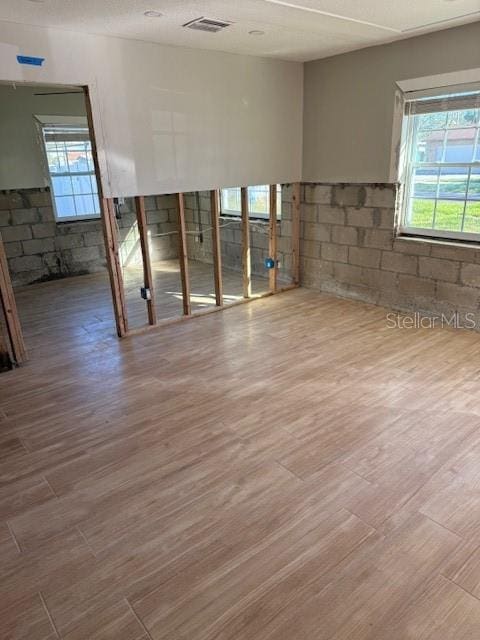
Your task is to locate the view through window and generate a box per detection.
[42,124,100,221]
[220,184,282,219]
[401,91,480,240]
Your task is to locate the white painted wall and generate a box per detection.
[0,22,303,197]
[0,84,87,190]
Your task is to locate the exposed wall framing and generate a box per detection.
[0,183,301,360]
[110,184,301,337]
[134,195,157,325]
[0,231,27,364]
[210,189,223,306]
[269,184,278,292]
[176,192,191,316]
[101,197,128,337]
[291,182,301,285]
[241,186,252,298]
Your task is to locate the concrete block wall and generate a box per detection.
[183,189,293,282]
[117,195,178,269]
[0,189,178,287]
[300,183,480,321]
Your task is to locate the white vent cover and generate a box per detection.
[183,17,233,33]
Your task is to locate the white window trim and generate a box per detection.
[392,69,480,244]
[35,115,101,223]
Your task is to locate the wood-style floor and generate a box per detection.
[2,282,480,638]
[10,260,269,354]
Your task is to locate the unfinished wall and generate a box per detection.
[184,189,292,282]
[303,21,480,183]
[0,189,178,286]
[299,183,480,321]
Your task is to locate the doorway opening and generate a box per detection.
[0,81,116,361]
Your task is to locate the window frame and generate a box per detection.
[398,88,480,243]
[220,184,282,221]
[36,115,101,223]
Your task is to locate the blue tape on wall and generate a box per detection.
[17,55,45,67]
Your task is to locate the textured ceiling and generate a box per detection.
[0,0,479,61]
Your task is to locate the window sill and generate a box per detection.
[396,233,480,251]
[56,216,101,224]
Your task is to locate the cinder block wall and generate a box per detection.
[0,189,178,286]
[184,188,293,282]
[300,183,480,321]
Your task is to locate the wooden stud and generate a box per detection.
[84,85,129,339]
[176,193,191,316]
[241,187,251,298]
[269,184,278,293]
[291,182,301,285]
[210,190,223,306]
[134,196,157,325]
[0,232,27,364]
[101,197,128,337]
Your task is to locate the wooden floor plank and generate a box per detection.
[1,282,480,637]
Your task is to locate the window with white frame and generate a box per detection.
[400,90,480,241]
[220,184,282,220]
[41,123,100,221]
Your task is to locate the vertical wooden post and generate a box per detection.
[269,184,278,293]
[176,193,191,316]
[291,182,301,285]
[241,187,251,298]
[0,232,27,364]
[84,86,129,338]
[134,196,157,325]
[101,197,128,337]
[210,189,223,306]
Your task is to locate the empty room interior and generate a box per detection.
[1,1,480,638]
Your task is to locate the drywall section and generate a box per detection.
[0,21,302,197]
[0,189,178,286]
[299,183,480,322]
[0,84,87,190]
[184,188,292,281]
[303,21,480,183]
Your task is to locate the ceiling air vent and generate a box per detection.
[183,17,233,33]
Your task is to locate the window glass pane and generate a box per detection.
[414,129,445,163]
[444,128,475,162]
[248,185,269,217]
[74,194,95,216]
[55,196,76,218]
[404,98,480,238]
[412,167,438,198]
[43,125,101,221]
[433,200,465,232]
[52,175,73,196]
[447,109,480,128]
[66,141,92,173]
[409,199,435,228]
[71,174,94,195]
[437,166,468,200]
[221,188,241,213]
[463,201,480,233]
[46,145,68,174]
[416,112,448,130]
[92,194,101,214]
[467,167,480,200]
